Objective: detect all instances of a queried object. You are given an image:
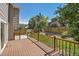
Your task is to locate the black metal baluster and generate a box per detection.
[73,43,75,56]
[51,37,52,48]
[57,39,59,51]
[65,42,67,56]
[69,42,71,56]
[62,40,64,55]
[59,40,60,52]
[52,37,53,48]
[48,35,50,47]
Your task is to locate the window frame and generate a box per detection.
[0,18,6,49]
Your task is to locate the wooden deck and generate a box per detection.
[1,39,45,56]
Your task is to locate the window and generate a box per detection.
[1,22,5,49]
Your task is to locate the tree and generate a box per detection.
[28,17,36,29]
[56,3,79,41]
[28,13,48,32]
[28,13,48,41]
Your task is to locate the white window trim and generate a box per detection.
[0,18,6,23]
[0,17,7,55]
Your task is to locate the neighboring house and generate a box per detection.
[48,17,65,27]
[0,3,19,54]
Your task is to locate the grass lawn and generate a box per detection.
[30,32,79,56]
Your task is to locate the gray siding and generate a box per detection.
[8,4,14,40]
[0,3,8,52]
[13,8,19,30]
[0,3,19,53]
[0,22,1,52]
[0,3,8,22]
[8,4,19,41]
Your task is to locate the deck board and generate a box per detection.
[1,39,45,56]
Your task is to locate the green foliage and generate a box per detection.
[56,3,79,41]
[28,13,48,32]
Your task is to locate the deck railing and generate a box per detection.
[53,36,79,56]
[28,32,79,56]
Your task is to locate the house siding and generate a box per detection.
[0,3,19,54]
[8,4,15,41]
[8,4,19,41]
[13,8,19,30]
[0,3,8,53]
[0,3,8,22]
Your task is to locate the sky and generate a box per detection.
[16,3,64,24]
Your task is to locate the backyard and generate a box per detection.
[26,3,79,56]
[1,3,79,56]
[28,31,79,56]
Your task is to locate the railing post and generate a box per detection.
[19,30,21,40]
[48,35,50,47]
[27,32,28,39]
[38,31,39,41]
[51,36,53,48]
[53,36,56,51]
[50,36,53,48]
[30,31,32,37]
[57,39,59,50]
[14,30,15,40]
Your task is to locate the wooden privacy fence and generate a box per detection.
[14,29,27,40]
[14,29,26,35]
[28,32,79,56]
[45,27,68,33]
